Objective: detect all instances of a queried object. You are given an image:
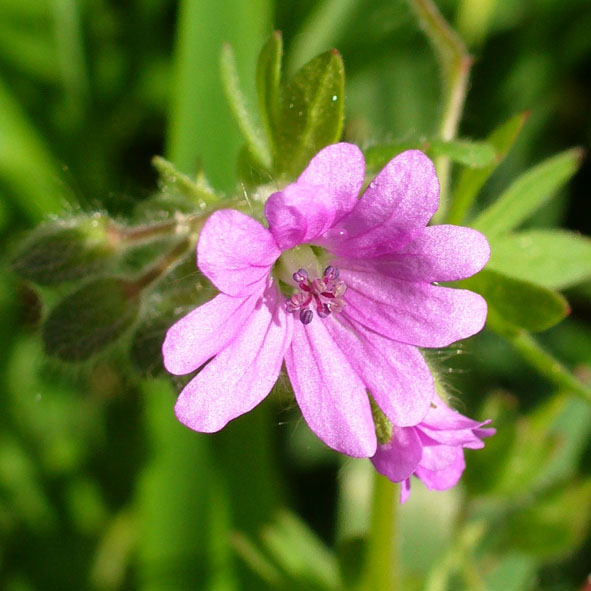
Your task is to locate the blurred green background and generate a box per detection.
[1,0,590,590]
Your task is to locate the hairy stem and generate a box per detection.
[362,472,400,590]
[509,331,591,403]
[408,0,472,222]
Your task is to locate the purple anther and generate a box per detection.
[300,309,313,325]
[317,303,331,318]
[324,266,339,281]
[293,268,308,283]
[285,264,346,324]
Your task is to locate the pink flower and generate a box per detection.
[371,396,496,503]
[162,143,490,458]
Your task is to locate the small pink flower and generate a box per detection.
[371,396,496,502]
[162,143,490,458]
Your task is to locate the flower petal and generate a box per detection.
[417,441,457,471]
[326,316,434,426]
[400,478,412,503]
[285,317,376,457]
[198,209,280,297]
[340,267,488,348]
[415,450,465,491]
[162,293,257,375]
[371,426,422,482]
[338,226,490,282]
[265,183,338,250]
[328,150,439,258]
[297,142,365,220]
[419,399,495,448]
[174,286,292,433]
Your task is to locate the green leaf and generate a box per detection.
[499,479,591,560]
[458,269,569,334]
[220,43,271,168]
[471,148,583,237]
[364,139,495,173]
[492,392,569,496]
[12,217,116,285]
[276,49,344,177]
[42,277,140,361]
[483,553,537,591]
[260,511,342,589]
[428,139,496,168]
[364,142,424,172]
[487,229,591,289]
[447,112,528,225]
[256,31,282,156]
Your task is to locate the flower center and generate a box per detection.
[285,266,347,325]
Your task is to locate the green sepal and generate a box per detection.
[487,229,591,290]
[130,258,208,377]
[42,277,140,362]
[12,216,115,285]
[369,396,392,445]
[448,111,529,224]
[152,156,221,207]
[256,31,283,158]
[130,311,183,377]
[471,148,583,237]
[457,269,569,335]
[276,49,345,178]
[236,145,274,189]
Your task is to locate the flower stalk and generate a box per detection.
[408,0,473,222]
[508,331,591,403]
[362,473,400,591]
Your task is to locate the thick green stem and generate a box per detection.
[508,331,591,403]
[362,472,400,591]
[408,0,472,222]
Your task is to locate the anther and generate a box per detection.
[293,268,308,283]
[300,309,313,324]
[285,265,347,325]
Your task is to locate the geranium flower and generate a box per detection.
[162,143,489,458]
[371,396,496,502]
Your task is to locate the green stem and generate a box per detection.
[408,0,472,222]
[362,472,399,591]
[508,331,591,403]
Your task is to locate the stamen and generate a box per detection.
[300,309,313,324]
[293,268,308,283]
[285,265,347,325]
